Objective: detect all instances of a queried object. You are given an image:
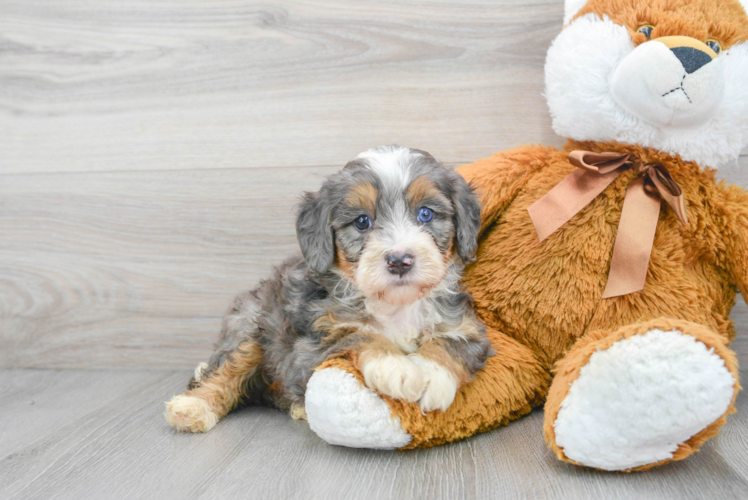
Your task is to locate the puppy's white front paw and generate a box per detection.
[409,355,458,412]
[361,353,425,402]
[165,395,218,433]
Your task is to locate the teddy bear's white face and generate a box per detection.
[546,0,748,168]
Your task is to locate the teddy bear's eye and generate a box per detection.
[706,39,722,55]
[637,25,654,39]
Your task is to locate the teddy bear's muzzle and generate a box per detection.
[610,36,724,129]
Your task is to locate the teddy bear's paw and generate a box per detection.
[305,367,413,449]
[360,353,425,403]
[409,355,458,413]
[553,329,735,471]
[164,395,219,433]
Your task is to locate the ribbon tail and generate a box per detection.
[602,178,661,299]
[528,168,623,242]
[648,168,689,224]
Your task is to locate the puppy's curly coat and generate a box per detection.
[165,146,491,432]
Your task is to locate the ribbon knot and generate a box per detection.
[527,150,688,299]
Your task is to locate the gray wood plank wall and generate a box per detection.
[1,0,746,370]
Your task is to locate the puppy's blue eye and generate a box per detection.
[354,215,371,231]
[417,207,434,223]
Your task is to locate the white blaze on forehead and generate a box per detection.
[355,145,420,189]
[381,215,421,246]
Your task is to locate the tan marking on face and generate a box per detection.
[406,176,447,211]
[346,181,378,214]
[355,227,448,306]
[443,241,454,264]
[335,246,357,278]
[417,341,471,386]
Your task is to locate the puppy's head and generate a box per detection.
[296,145,480,306]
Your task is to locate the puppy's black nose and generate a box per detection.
[671,46,712,74]
[386,253,414,277]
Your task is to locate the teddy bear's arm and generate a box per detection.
[457,146,554,237]
[716,182,748,301]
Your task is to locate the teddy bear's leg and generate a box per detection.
[305,326,550,449]
[544,318,739,472]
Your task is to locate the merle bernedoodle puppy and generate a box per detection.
[165,145,491,432]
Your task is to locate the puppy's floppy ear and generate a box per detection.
[296,190,335,274]
[449,171,481,263]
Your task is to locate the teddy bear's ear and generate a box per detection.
[563,0,589,25]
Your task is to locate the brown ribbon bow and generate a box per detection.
[527,150,688,298]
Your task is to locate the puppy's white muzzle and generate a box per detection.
[355,222,446,306]
[610,37,724,129]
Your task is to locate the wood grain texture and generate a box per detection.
[1,368,748,500]
[0,0,564,175]
[2,160,746,369]
[0,166,336,368]
[716,161,748,368]
[1,0,746,369]
[2,0,748,494]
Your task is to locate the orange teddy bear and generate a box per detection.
[304,0,748,471]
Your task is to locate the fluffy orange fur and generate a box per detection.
[307,0,748,467]
[314,138,747,460]
[543,318,740,472]
[316,323,550,449]
[461,140,745,370]
[574,0,748,50]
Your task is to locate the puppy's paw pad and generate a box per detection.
[164,395,218,433]
[362,354,425,402]
[410,355,458,413]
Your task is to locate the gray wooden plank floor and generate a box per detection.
[1,367,748,500]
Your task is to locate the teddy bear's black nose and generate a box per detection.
[671,46,713,74]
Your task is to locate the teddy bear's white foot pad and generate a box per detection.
[553,329,735,471]
[305,367,412,449]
